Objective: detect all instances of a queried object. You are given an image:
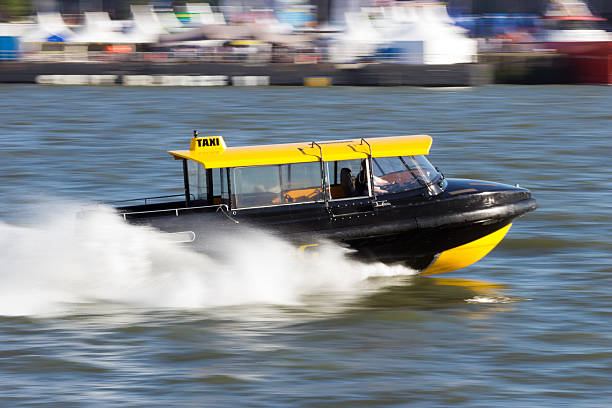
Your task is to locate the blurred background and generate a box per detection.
[0,0,611,84]
[2,2,612,407]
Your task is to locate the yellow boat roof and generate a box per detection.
[169,134,433,169]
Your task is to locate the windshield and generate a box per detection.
[371,155,444,195]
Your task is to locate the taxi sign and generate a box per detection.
[189,135,227,153]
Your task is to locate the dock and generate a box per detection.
[0,61,494,87]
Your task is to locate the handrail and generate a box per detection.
[119,203,228,220]
[359,138,372,156]
[360,138,376,199]
[311,141,329,208]
[216,203,239,224]
[310,141,323,159]
[103,193,195,206]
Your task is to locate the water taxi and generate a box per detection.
[113,132,536,275]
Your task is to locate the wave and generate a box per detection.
[0,203,415,317]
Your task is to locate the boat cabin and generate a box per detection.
[168,133,446,212]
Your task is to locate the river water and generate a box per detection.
[0,84,611,406]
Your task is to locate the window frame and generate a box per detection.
[181,154,442,210]
[325,159,373,201]
[229,162,327,210]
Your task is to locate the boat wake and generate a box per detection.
[0,203,415,317]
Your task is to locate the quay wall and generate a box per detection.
[478,53,573,84]
[0,62,493,87]
[0,55,580,86]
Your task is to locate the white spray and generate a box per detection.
[0,204,415,317]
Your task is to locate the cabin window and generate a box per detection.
[280,162,324,204]
[371,156,443,195]
[231,162,324,208]
[187,161,207,200]
[231,165,282,208]
[210,168,229,204]
[326,159,371,199]
[185,162,230,205]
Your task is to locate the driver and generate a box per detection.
[356,159,390,195]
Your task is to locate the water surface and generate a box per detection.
[0,84,611,406]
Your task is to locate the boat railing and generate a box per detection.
[102,193,195,206]
[118,203,231,221]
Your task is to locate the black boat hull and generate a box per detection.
[118,179,537,274]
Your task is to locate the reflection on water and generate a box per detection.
[355,276,518,313]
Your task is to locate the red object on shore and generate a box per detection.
[105,45,133,54]
[537,1,612,84]
[551,41,612,84]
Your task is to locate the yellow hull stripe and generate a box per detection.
[420,224,512,276]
